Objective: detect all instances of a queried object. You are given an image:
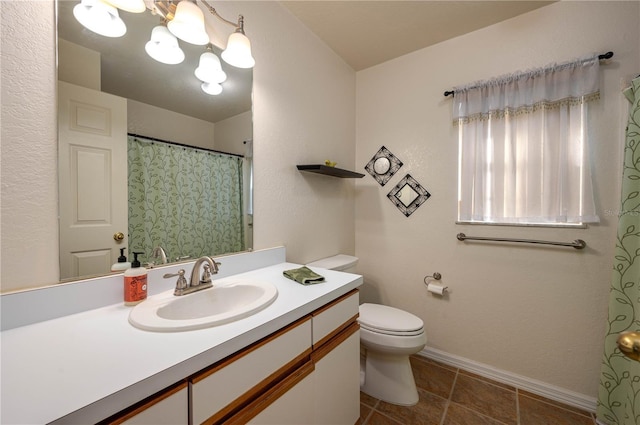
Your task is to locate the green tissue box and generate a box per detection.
[283,266,325,285]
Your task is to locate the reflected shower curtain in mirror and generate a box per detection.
[596,77,640,425]
[128,136,244,263]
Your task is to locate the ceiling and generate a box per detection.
[281,1,554,71]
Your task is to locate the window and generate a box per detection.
[454,56,601,226]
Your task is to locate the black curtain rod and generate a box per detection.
[128,133,244,158]
[443,51,614,97]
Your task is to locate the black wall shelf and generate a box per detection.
[297,164,365,178]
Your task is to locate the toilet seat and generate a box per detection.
[358,303,424,336]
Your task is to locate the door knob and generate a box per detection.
[113,232,125,242]
[616,331,640,361]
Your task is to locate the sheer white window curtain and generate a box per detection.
[454,56,601,225]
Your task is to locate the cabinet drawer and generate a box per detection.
[311,289,359,348]
[103,382,188,425]
[191,317,312,425]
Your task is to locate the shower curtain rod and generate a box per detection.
[128,133,244,158]
[456,233,586,249]
[443,51,614,97]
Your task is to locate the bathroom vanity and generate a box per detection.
[0,247,362,424]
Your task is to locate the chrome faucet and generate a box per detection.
[163,256,221,296]
[151,246,168,265]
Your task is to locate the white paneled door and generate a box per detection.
[58,81,127,279]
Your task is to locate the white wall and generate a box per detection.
[127,99,216,150]
[1,1,59,290]
[214,110,252,156]
[246,2,357,264]
[355,0,639,400]
[0,0,356,292]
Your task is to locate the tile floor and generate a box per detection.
[358,355,597,425]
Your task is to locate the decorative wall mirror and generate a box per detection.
[365,145,403,186]
[387,174,431,217]
[55,0,253,282]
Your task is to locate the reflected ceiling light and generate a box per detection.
[195,46,227,83]
[106,0,145,13]
[73,0,126,38]
[145,25,185,65]
[167,0,209,45]
[72,0,255,97]
[201,82,223,96]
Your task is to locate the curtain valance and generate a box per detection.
[453,56,600,124]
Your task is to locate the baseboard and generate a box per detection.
[418,347,597,413]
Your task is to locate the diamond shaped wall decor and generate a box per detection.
[364,146,403,186]
[387,174,431,217]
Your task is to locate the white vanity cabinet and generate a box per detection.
[191,316,313,424]
[226,290,361,425]
[102,289,360,425]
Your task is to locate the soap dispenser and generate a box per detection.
[111,248,131,272]
[124,252,147,306]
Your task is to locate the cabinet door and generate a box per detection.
[312,324,361,425]
[191,317,312,424]
[106,383,188,425]
[244,361,315,425]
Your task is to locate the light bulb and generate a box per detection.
[105,0,145,13]
[201,82,223,95]
[195,51,227,83]
[73,0,126,38]
[145,25,185,65]
[221,31,255,69]
[167,1,209,45]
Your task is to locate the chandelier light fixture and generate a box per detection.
[72,0,254,96]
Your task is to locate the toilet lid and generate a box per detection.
[358,303,424,335]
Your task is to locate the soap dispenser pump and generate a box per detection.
[124,252,147,306]
[111,248,131,272]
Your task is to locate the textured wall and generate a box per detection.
[355,1,639,399]
[1,1,59,291]
[214,111,252,156]
[246,2,357,265]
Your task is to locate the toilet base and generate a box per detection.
[360,350,419,406]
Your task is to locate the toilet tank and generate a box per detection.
[307,254,358,273]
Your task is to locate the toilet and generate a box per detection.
[306,254,427,406]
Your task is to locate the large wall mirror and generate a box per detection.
[56,0,253,282]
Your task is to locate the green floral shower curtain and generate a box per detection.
[597,77,640,425]
[128,136,245,264]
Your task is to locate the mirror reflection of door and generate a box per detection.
[58,81,128,279]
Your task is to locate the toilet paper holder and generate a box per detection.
[423,272,448,295]
[423,272,442,283]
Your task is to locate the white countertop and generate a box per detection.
[0,262,362,424]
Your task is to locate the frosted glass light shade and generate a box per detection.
[195,51,227,83]
[73,0,126,38]
[167,1,209,45]
[201,82,223,95]
[106,0,145,13]
[145,26,185,65]
[221,31,255,69]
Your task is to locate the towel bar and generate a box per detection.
[456,233,586,249]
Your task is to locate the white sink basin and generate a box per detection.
[129,278,278,332]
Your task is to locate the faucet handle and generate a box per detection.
[200,263,212,285]
[164,269,188,294]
